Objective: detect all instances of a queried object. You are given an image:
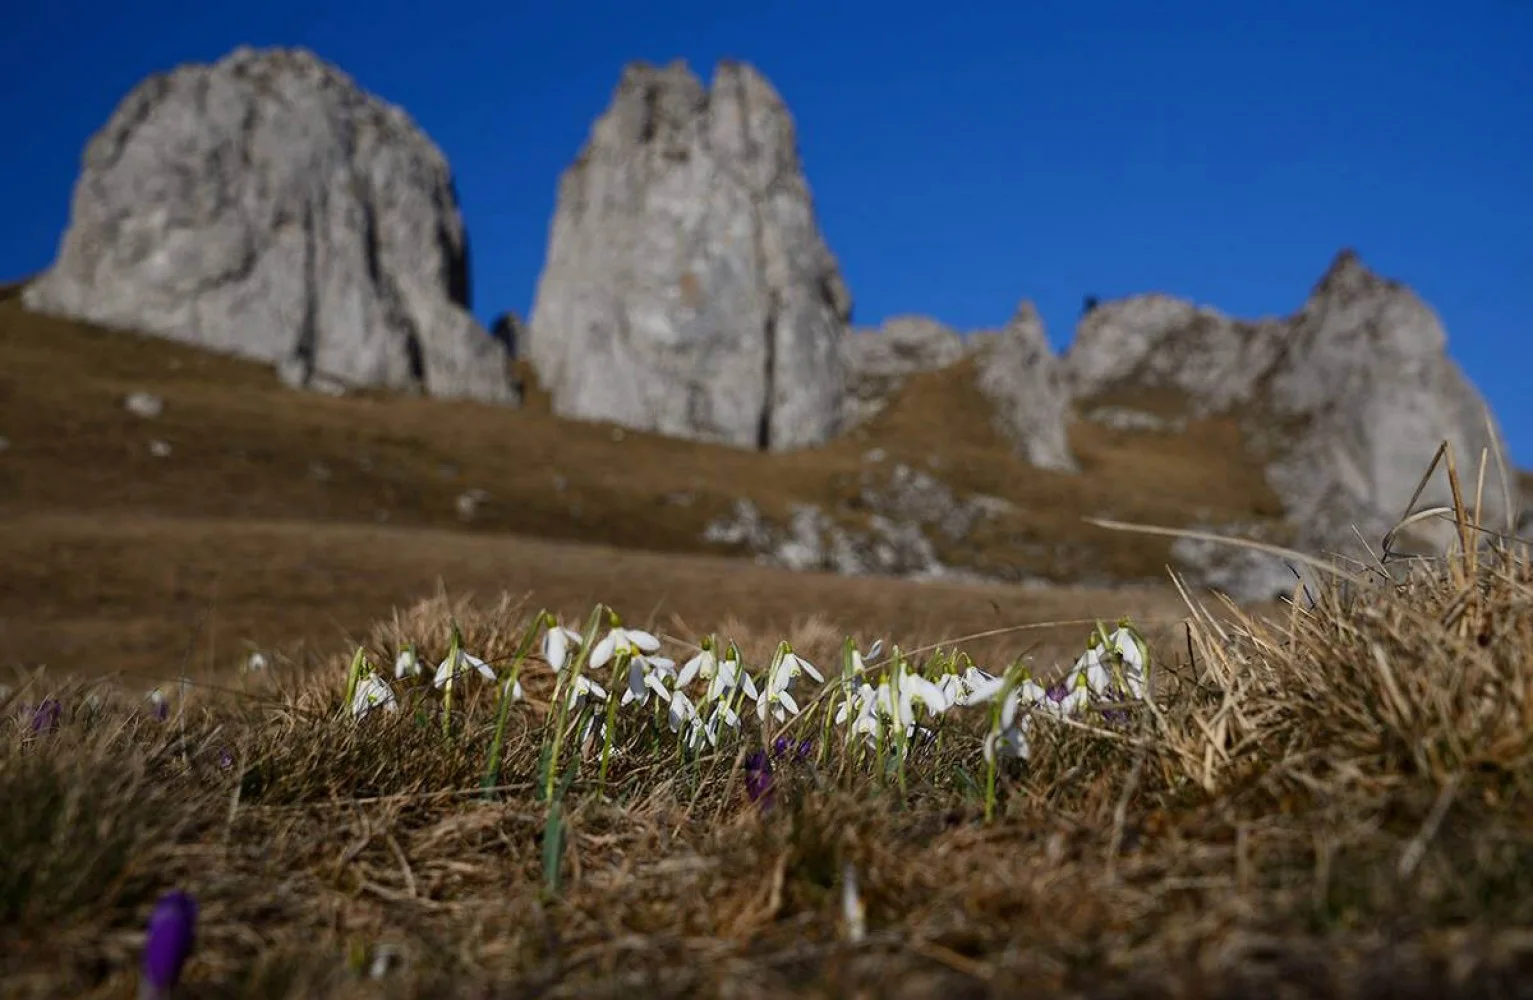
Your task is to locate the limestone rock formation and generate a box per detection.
[24,47,515,403]
[841,315,966,427]
[1262,250,1511,561]
[974,301,1078,472]
[1065,250,1512,600]
[526,59,851,450]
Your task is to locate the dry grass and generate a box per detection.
[9,283,1532,996]
[5,495,1533,998]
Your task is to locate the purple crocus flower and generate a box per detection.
[1045,680,1069,704]
[795,738,814,762]
[29,698,61,734]
[772,736,791,759]
[1101,708,1130,729]
[141,890,197,996]
[744,750,775,808]
[216,747,235,770]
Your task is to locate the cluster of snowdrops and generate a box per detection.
[341,605,1152,814]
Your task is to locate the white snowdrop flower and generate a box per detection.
[393,645,420,680]
[590,626,661,670]
[836,684,883,747]
[905,674,953,718]
[1108,625,1150,700]
[705,648,757,705]
[245,651,269,673]
[351,672,397,719]
[566,674,608,712]
[834,682,876,727]
[542,622,583,673]
[756,684,800,724]
[621,656,672,708]
[667,690,698,733]
[434,648,496,688]
[1017,678,1048,706]
[1075,645,1114,697]
[697,702,742,749]
[643,654,677,679]
[983,687,1032,763]
[956,665,1005,706]
[675,643,717,691]
[768,647,823,692]
[578,712,608,748]
[684,716,710,753]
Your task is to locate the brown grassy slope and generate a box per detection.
[0,295,1280,678]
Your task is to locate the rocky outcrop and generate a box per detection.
[526,59,851,451]
[23,47,514,403]
[1066,250,1512,600]
[702,459,1008,580]
[704,499,949,578]
[1065,295,1283,414]
[841,315,966,427]
[1263,251,1510,561]
[975,301,1078,472]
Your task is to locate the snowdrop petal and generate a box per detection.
[677,651,707,690]
[543,628,569,672]
[644,670,673,702]
[590,633,617,669]
[393,649,418,679]
[466,653,496,682]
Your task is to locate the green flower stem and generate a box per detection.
[440,622,463,739]
[542,605,606,803]
[480,608,549,797]
[597,649,629,790]
[340,646,367,720]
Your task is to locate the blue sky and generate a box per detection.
[4,1,1530,464]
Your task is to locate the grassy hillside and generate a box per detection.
[0,292,1287,678]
